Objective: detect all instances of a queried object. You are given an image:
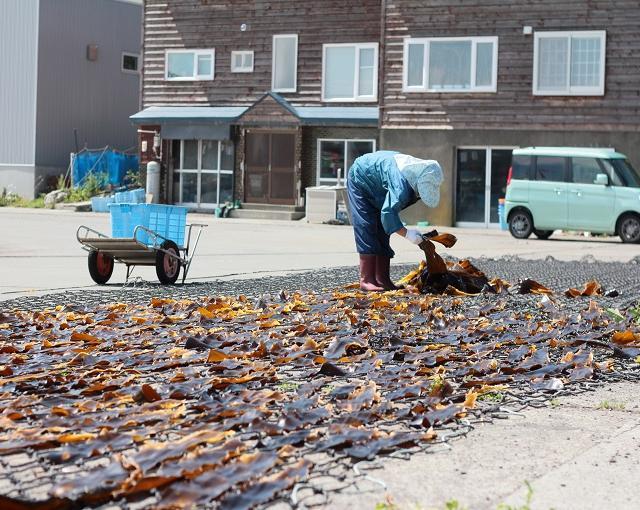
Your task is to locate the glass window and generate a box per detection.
[272,35,297,91]
[603,159,640,188]
[456,149,487,223]
[475,42,494,87]
[166,50,215,81]
[318,139,375,183]
[181,173,198,203]
[200,173,218,204]
[534,31,605,95]
[231,51,254,73]
[319,141,345,180]
[324,46,356,100]
[172,140,235,206]
[404,37,497,92]
[220,140,234,170]
[183,140,198,170]
[536,156,566,182]
[167,52,194,79]
[429,40,472,90]
[572,157,602,184]
[201,140,218,170]
[122,53,139,73]
[358,47,375,97]
[571,36,601,88]
[220,173,234,203]
[511,155,532,180]
[323,43,378,101]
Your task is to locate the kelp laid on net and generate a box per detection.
[0,261,638,508]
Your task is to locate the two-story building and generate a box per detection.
[381,0,640,228]
[132,0,640,226]
[132,0,381,220]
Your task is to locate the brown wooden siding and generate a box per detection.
[236,95,300,127]
[143,0,381,108]
[382,0,640,132]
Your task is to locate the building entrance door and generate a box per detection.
[455,148,514,227]
[245,132,296,204]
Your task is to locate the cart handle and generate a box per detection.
[77,225,109,243]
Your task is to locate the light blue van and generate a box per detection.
[505,147,640,243]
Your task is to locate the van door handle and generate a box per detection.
[570,190,582,197]
[553,188,564,194]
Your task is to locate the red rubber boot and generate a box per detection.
[375,255,399,290]
[359,255,384,292]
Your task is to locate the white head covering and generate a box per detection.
[393,154,444,208]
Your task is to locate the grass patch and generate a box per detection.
[444,500,468,510]
[497,481,534,510]
[597,400,625,411]
[275,381,300,393]
[478,392,505,404]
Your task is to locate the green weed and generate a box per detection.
[597,400,625,411]
[275,381,300,393]
[478,392,505,403]
[497,480,534,510]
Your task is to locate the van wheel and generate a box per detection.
[618,213,640,244]
[509,210,533,239]
[534,229,553,240]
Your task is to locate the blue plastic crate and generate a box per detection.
[91,195,114,213]
[147,204,187,247]
[114,190,131,203]
[109,203,187,247]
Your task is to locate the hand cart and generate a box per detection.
[76,223,206,285]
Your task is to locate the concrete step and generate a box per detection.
[240,203,304,212]
[229,208,305,221]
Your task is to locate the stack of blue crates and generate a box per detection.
[109,203,187,248]
[92,188,145,212]
[115,188,145,204]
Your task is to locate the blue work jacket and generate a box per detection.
[348,151,418,234]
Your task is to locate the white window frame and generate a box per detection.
[173,140,234,208]
[402,36,499,93]
[121,52,140,74]
[533,30,606,96]
[231,50,254,73]
[321,43,379,102]
[272,34,298,92]
[316,138,377,185]
[165,49,215,81]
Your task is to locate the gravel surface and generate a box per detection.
[2,256,639,312]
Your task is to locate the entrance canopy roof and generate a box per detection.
[131,93,379,129]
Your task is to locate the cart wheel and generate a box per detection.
[156,240,181,285]
[88,250,114,285]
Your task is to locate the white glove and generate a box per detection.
[404,229,423,245]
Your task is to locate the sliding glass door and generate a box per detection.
[456,148,514,227]
[171,139,234,208]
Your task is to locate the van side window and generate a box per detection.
[535,156,566,182]
[512,155,532,180]
[600,159,623,186]
[571,157,602,184]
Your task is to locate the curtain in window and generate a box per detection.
[325,46,356,99]
[428,41,471,90]
[538,37,568,90]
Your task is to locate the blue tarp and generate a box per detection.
[72,148,139,188]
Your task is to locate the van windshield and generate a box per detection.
[603,159,640,188]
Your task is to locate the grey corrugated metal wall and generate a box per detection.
[0,0,39,196]
[35,0,142,174]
